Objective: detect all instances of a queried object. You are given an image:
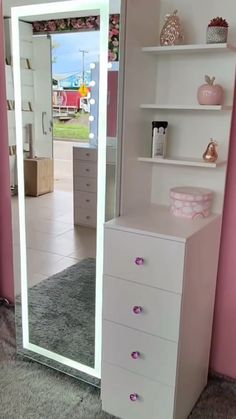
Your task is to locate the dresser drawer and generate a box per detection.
[73,147,97,161]
[104,228,185,294]
[74,190,97,210]
[74,176,97,193]
[103,275,181,342]
[74,207,96,227]
[102,363,175,419]
[74,161,97,178]
[102,320,178,386]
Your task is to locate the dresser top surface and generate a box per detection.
[105,205,221,242]
[73,144,97,150]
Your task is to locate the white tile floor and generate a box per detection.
[12,173,96,296]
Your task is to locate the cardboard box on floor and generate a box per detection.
[24,158,54,196]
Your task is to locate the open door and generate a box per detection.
[33,36,53,158]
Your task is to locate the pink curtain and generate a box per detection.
[0,0,14,302]
[210,78,236,378]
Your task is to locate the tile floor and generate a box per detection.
[12,173,96,295]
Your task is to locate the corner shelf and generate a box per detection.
[140,104,232,111]
[142,43,236,54]
[138,156,227,168]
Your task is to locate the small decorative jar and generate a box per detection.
[170,186,213,219]
[206,17,229,44]
[197,75,224,106]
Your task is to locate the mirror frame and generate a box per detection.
[11,0,109,379]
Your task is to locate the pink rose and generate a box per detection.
[47,20,57,31]
[111,15,119,25]
[58,19,67,30]
[108,51,117,61]
[33,22,42,31]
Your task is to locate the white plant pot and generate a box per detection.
[206,26,228,44]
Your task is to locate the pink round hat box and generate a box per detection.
[170,186,213,219]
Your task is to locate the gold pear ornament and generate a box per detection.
[203,139,218,163]
[160,10,184,46]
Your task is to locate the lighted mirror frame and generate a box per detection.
[11,0,109,379]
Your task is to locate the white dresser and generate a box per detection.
[73,146,97,228]
[101,205,221,419]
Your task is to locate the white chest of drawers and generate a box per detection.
[73,146,97,228]
[101,205,221,419]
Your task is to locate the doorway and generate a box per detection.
[51,31,98,193]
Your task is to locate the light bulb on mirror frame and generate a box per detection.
[90,63,96,69]
[90,80,96,87]
[89,133,95,139]
[89,115,94,122]
[90,98,95,105]
[107,62,112,69]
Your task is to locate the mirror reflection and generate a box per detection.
[7,2,121,382]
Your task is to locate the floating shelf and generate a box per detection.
[140,104,232,111]
[138,156,227,168]
[141,43,236,54]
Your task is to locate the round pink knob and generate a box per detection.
[135,257,144,266]
[133,306,143,315]
[131,351,140,360]
[130,393,138,402]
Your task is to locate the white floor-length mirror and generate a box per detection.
[5,0,123,385]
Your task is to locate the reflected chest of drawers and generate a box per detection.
[101,207,221,419]
[73,146,97,228]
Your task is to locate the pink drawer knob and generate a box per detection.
[133,306,143,315]
[135,257,144,266]
[130,393,138,402]
[131,351,140,360]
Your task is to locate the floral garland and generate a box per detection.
[108,14,119,62]
[32,14,120,61]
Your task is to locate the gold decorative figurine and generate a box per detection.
[203,139,218,163]
[160,10,184,46]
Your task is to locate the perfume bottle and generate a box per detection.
[152,121,168,158]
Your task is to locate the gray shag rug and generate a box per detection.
[1,307,236,418]
[0,306,113,419]
[16,258,96,367]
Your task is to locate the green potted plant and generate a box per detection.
[206,17,229,44]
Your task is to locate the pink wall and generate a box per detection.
[0,0,14,302]
[210,81,236,378]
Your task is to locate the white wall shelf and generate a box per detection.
[138,156,227,168]
[140,104,232,111]
[142,43,236,54]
